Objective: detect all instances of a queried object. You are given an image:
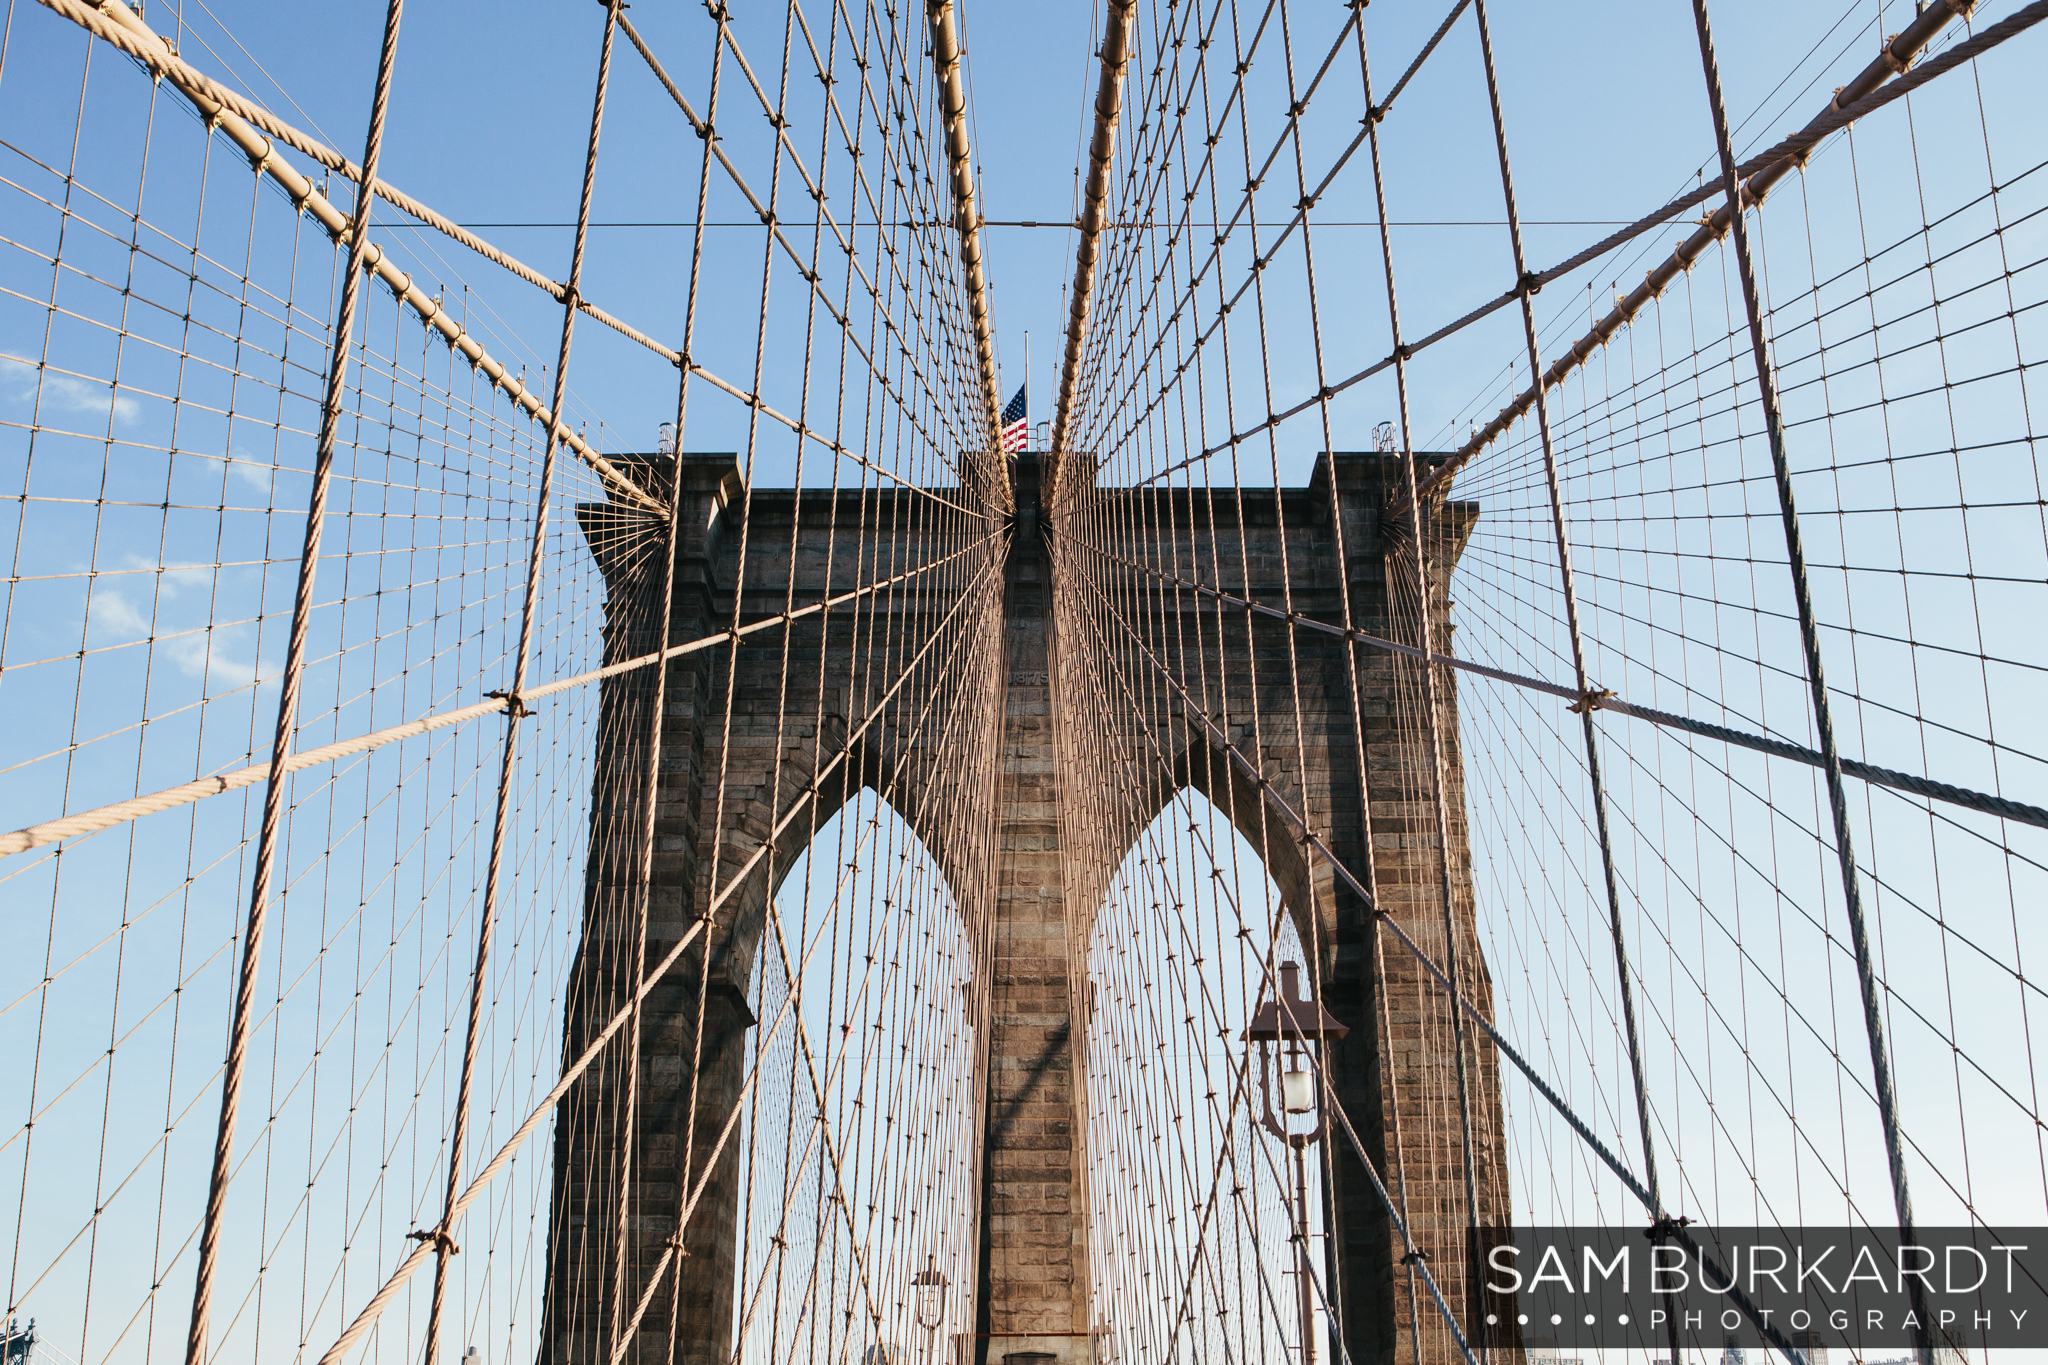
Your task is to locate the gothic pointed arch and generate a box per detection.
[1081,785,1328,1362]
[723,789,980,1363]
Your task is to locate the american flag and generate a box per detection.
[1000,383,1028,453]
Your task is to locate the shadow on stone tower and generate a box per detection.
[543,450,1510,1365]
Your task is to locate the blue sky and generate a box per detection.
[49,0,2007,472]
[1,2,2044,1364]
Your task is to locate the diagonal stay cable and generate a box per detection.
[307,540,1005,1365]
[1063,551,1826,1363]
[39,0,684,433]
[677,362,990,519]
[1490,0,2048,363]
[1056,547,1477,1365]
[182,4,409,1357]
[43,0,980,522]
[35,0,667,513]
[1051,536,1478,1365]
[1073,0,1473,473]
[1416,0,2038,504]
[1124,0,2041,497]
[1058,0,1472,468]
[612,9,987,473]
[605,584,1005,1357]
[1055,528,2048,830]
[0,529,1005,859]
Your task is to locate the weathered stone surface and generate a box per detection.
[552,452,1508,1365]
[1048,453,1510,1365]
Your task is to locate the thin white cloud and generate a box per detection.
[86,583,151,645]
[180,448,278,495]
[153,560,213,597]
[230,456,277,493]
[1,353,141,424]
[163,628,268,692]
[87,559,276,693]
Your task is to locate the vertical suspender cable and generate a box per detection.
[1469,8,1679,1364]
[1335,27,1435,1360]
[1687,5,1929,1364]
[625,9,728,1356]
[1418,0,1979,503]
[424,6,634,1365]
[1300,15,1422,1357]
[671,9,727,1329]
[516,8,637,1357]
[182,7,408,1365]
[1355,34,1489,1346]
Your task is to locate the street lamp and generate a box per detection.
[1242,960,1348,1365]
[912,1255,948,1333]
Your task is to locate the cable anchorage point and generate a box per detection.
[1568,688,1615,715]
[487,689,534,719]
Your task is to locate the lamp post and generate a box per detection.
[1243,960,1349,1365]
[912,1255,948,1355]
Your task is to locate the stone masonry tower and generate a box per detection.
[974,449,1093,1362]
[548,450,1510,1365]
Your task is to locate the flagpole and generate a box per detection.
[1024,330,1030,448]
